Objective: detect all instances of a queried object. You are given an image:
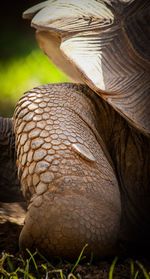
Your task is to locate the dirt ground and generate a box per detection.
[0,202,150,279]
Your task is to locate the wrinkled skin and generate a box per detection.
[1,83,149,260]
[0,117,21,202]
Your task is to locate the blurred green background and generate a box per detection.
[0,0,68,117]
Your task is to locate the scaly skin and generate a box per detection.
[5,82,148,259]
[14,83,121,259]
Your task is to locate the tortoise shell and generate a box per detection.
[23,0,150,136]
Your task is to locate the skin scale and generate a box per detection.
[0,0,150,259]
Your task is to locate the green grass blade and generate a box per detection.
[37,250,54,269]
[24,259,30,279]
[48,269,65,279]
[108,257,118,279]
[71,244,88,274]
[6,256,15,273]
[130,259,140,279]
[134,270,139,279]
[136,261,150,279]
[130,259,135,279]
[18,268,35,279]
[26,249,38,272]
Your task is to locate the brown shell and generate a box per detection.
[23,0,150,136]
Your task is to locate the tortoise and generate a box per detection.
[0,0,150,260]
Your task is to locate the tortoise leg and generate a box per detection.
[14,83,121,259]
[0,117,23,202]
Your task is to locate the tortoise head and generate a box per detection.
[23,0,150,136]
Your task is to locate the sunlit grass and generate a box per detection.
[1,250,150,279]
[0,246,88,279]
[0,48,68,104]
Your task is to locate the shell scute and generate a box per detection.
[24,0,150,135]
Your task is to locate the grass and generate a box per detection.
[0,47,68,116]
[0,47,69,117]
[1,250,150,279]
[0,247,87,279]
[0,48,68,102]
